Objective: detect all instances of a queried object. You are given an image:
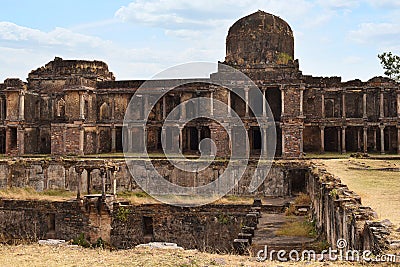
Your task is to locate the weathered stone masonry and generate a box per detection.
[0,11,398,159]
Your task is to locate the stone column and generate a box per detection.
[321,93,325,118]
[363,127,368,153]
[341,126,347,153]
[363,92,367,119]
[262,89,267,117]
[161,126,167,152]
[262,126,268,156]
[79,92,85,120]
[227,90,231,117]
[299,86,304,116]
[18,91,25,121]
[337,128,341,152]
[380,125,385,154]
[143,95,149,120]
[197,126,201,146]
[142,126,147,152]
[111,98,115,120]
[86,169,92,194]
[227,126,232,155]
[397,126,400,154]
[397,91,400,118]
[380,90,385,118]
[179,125,183,152]
[112,168,118,196]
[79,126,84,155]
[357,128,361,151]
[111,126,116,152]
[17,126,25,155]
[210,92,214,116]
[281,88,285,116]
[373,128,377,151]
[75,166,84,200]
[100,168,106,199]
[244,88,249,117]
[245,126,250,156]
[300,126,304,156]
[342,92,346,118]
[320,126,325,153]
[162,96,167,119]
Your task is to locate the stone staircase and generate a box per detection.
[233,199,318,257]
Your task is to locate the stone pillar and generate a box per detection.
[357,128,361,151]
[180,100,186,120]
[79,126,84,155]
[321,93,325,118]
[380,90,385,118]
[341,126,346,153]
[397,126,400,154]
[281,88,285,116]
[337,128,341,152]
[17,126,25,155]
[179,126,183,152]
[142,126,147,152]
[373,128,377,151]
[397,91,400,118]
[111,126,116,152]
[18,91,25,121]
[363,92,367,119]
[112,168,118,196]
[100,168,106,199]
[380,125,385,154]
[143,95,149,120]
[245,126,250,156]
[79,92,85,120]
[262,126,267,156]
[244,87,249,117]
[197,126,201,146]
[86,169,92,194]
[299,85,304,116]
[320,126,325,153]
[342,92,346,118]
[300,126,304,156]
[210,91,214,116]
[75,166,83,200]
[162,96,167,119]
[363,127,368,153]
[262,89,267,117]
[227,90,231,117]
[161,126,167,152]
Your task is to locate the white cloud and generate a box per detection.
[0,22,112,48]
[349,22,400,45]
[316,0,359,9]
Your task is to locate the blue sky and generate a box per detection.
[0,0,400,82]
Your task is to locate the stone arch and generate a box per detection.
[99,102,110,120]
[56,98,65,117]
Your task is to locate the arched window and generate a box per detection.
[56,98,65,117]
[99,102,110,121]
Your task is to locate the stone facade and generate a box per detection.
[0,10,399,158]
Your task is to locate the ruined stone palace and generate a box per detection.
[0,10,399,158]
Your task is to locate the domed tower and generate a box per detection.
[225,10,294,66]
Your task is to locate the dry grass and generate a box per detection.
[0,187,75,201]
[0,244,391,267]
[320,159,400,228]
[275,219,316,238]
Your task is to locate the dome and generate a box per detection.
[225,10,294,65]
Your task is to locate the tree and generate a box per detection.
[378,52,400,81]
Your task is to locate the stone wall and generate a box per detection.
[110,203,249,251]
[0,198,111,243]
[0,158,308,197]
[306,164,390,254]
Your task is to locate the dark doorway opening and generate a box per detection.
[266,88,281,121]
[116,127,123,152]
[143,216,154,237]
